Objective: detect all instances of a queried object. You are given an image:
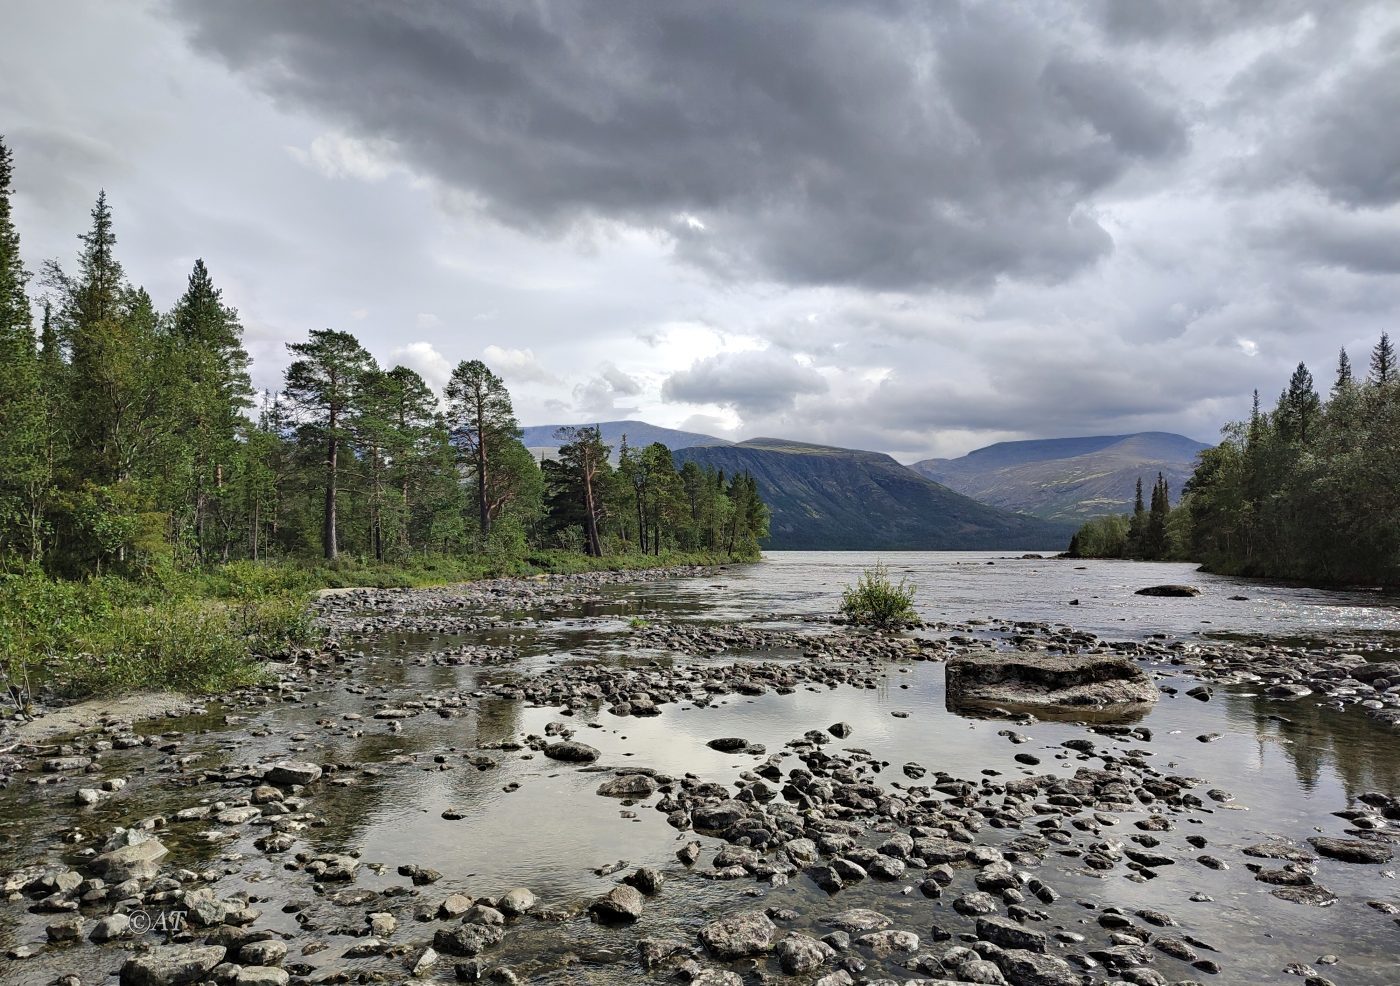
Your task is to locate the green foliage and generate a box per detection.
[839,562,918,629]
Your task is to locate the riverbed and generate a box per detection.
[2,552,1397,986]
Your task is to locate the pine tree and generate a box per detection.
[1371,331,1395,385]
[1334,348,1353,393]
[1126,476,1146,556]
[553,425,611,556]
[444,360,519,541]
[283,329,377,560]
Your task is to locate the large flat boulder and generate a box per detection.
[945,650,1157,713]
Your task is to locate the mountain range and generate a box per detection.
[521,420,1209,548]
[910,432,1210,523]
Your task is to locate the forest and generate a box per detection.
[1069,337,1400,586]
[0,137,765,698]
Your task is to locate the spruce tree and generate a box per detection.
[1334,348,1353,393]
[1277,362,1321,444]
[0,135,46,559]
[1371,331,1395,385]
[170,259,251,559]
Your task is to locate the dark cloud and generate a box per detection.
[1263,210,1400,275]
[170,0,1188,291]
[1091,0,1331,43]
[1288,36,1400,208]
[663,350,828,415]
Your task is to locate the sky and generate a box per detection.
[2,1,1398,462]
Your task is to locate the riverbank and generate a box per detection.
[1,564,1398,985]
[0,551,752,707]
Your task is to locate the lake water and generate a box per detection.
[2,552,1397,985]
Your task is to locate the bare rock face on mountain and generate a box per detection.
[945,650,1157,713]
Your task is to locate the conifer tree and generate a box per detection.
[1334,348,1353,393]
[1371,331,1395,385]
[283,329,377,560]
[0,135,46,559]
[444,360,519,540]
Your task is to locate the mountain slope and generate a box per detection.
[910,432,1210,523]
[675,438,1075,550]
[520,419,730,452]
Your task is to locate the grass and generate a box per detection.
[0,549,750,704]
[839,562,919,629]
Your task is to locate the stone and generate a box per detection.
[92,834,169,882]
[497,888,536,915]
[976,916,1047,953]
[589,885,644,921]
[944,650,1157,711]
[855,930,920,957]
[597,774,658,798]
[263,761,322,786]
[706,737,751,753]
[119,944,227,986]
[699,911,776,959]
[992,948,1080,986]
[1135,584,1201,597]
[90,914,132,942]
[1307,837,1393,864]
[776,933,835,974]
[822,909,892,933]
[238,941,287,966]
[542,741,599,763]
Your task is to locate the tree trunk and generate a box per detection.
[324,428,339,560]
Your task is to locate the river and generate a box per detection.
[1,552,1397,986]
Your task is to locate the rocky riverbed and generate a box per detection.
[1,554,1398,986]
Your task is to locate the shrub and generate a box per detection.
[839,562,918,629]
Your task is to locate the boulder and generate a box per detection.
[119,945,226,986]
[699,911,776,959]
[589,885,644,922]
[262,761,322,786]
[945,650,1157,713]
[1135,584,1201,597]
[596,774,658,798]
[542,741,600,763]
[1308,837,1393,864]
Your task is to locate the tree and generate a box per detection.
[1276,362,1320,444]
[1371,331,1395,385]
[170,259,252,560]
[552,426,611,556]
[283,329,376,560]
[1334,348,1353,393]
[0,135,46,560]
[444,360,519,541]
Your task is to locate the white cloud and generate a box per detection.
[390,341,453,394]
[482,345,560,384]
[286,132,404,182]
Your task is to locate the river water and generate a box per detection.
[2,552,1398,986]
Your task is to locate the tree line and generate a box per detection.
[0,137,767,577]
[1069,334,1400,584]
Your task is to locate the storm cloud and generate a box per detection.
[1,0,1396,460]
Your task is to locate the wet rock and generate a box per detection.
[1271,885,1338,906]
[92,832,168,882]
[953,892,999,916]
[699,911,776,959]
[1307,837,1393,864]
[238,941,287,966]
[543,741,599,763]
[1135,585,1201,597]
[496,888,536,915]
[993,948,1080,986]
[91,913,132,942]
[119,944,226,986]
[828,722,853,739]
[625,867,664,895]
[775,933,836,974]
[263,761,322,786]
[706,737,752,753]
[945,650,1157,711]
[46,915,84,942]
[854,930,919,957]
[977,916,1047,953]
[589,885,644,922]
[596,774,658,798]
[432,924,504,957]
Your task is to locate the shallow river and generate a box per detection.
[2,552,1398,986]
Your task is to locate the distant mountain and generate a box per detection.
[675,438,1075,550]
[909,432,1211,523]
[519,419,730,453]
